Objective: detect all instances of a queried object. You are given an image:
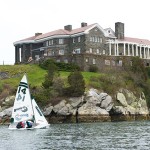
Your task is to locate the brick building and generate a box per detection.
[14,22,150,71]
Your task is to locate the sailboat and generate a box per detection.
[8,74,50,130]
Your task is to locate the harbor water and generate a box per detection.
[1,121,150,150]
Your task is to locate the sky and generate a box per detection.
[1,0,150,65]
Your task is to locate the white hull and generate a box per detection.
[8,123,50,130]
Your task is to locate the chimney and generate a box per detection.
[115,22,124,39]
[35,33,42,36]
[64,25,72,31]
[81,22,87,27]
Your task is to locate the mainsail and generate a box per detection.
[10,74,34,124]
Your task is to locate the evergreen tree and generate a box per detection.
[42,62,59,89]
[67,71,85,97]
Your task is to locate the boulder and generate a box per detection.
[100,94,113,111]
[0,107,12,117]
[43,106,53,116]
[53,100,67,113]
[78,103,109,115]
[68,97,84,108]
[117,92,128,106]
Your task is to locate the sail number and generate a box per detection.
[17,86,26,101]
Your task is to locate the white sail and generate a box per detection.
[9,74,34,129]
[32,98,49,129]
[9,74,49,129]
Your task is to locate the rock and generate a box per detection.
[53,100,67,113]
[57,106,70,116]
[43,106,53,116]
[117,92,128,106]
[0,107,13,117]
[69,97,83,108]
[124,89,136,105]
[85,89,102,105]
[78,103,109,115]
[100,95,113,111]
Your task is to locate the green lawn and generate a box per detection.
[0,64,101,89]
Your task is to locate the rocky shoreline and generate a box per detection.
[0,88,150,124]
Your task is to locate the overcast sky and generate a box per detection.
[1,0,150,65]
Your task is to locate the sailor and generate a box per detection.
[26,121,32,128]
[16,121,25,129]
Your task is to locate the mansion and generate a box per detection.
[14,22,150,71]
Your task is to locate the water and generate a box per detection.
[1,121,150,150]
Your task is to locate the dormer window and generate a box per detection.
[95,28,98,31]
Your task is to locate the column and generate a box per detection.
[116,43,119,56]
[128,44,130,56]
[114,43,116,56]
[109,41,111,55]
[136,45,138,56]
[15,46,20,63]
[144,47,146,58]
[148,47,150,59]
[140,46,142,58]
[123,43,126,56]
[132,44,134,56]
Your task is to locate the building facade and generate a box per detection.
[14,22,150,71]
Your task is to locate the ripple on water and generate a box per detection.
[1,121,150,150]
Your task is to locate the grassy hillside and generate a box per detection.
[1,62,150,107]
[0,64,100,90]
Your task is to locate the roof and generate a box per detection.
[14,23,110,45]
[118,37,150,45]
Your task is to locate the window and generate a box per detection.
[95,37,97,42]
[103,50,105,55]
[46,41,49,46]
[59,49,64,55]
[89,48,92,53]
[73,38,75,43]
[49,39,53,45]
[35,55,40,61]
[117,60,122,66]
[105,60,110,65]
[97,37,100,42]
[76,48,81,54]
[95,28,98,31]
[85,58,89,62]
[44,50,47,56]
[90,37,92,42]
[96,49,99,54]
[47,50,53,56]
[78,37,81,42]
[59,39,64,44]
[100,38,102,43]
[93,58,96,64]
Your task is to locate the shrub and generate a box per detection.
[65,71,85,97]
[42,62,59,89]
[39,58,80,71]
